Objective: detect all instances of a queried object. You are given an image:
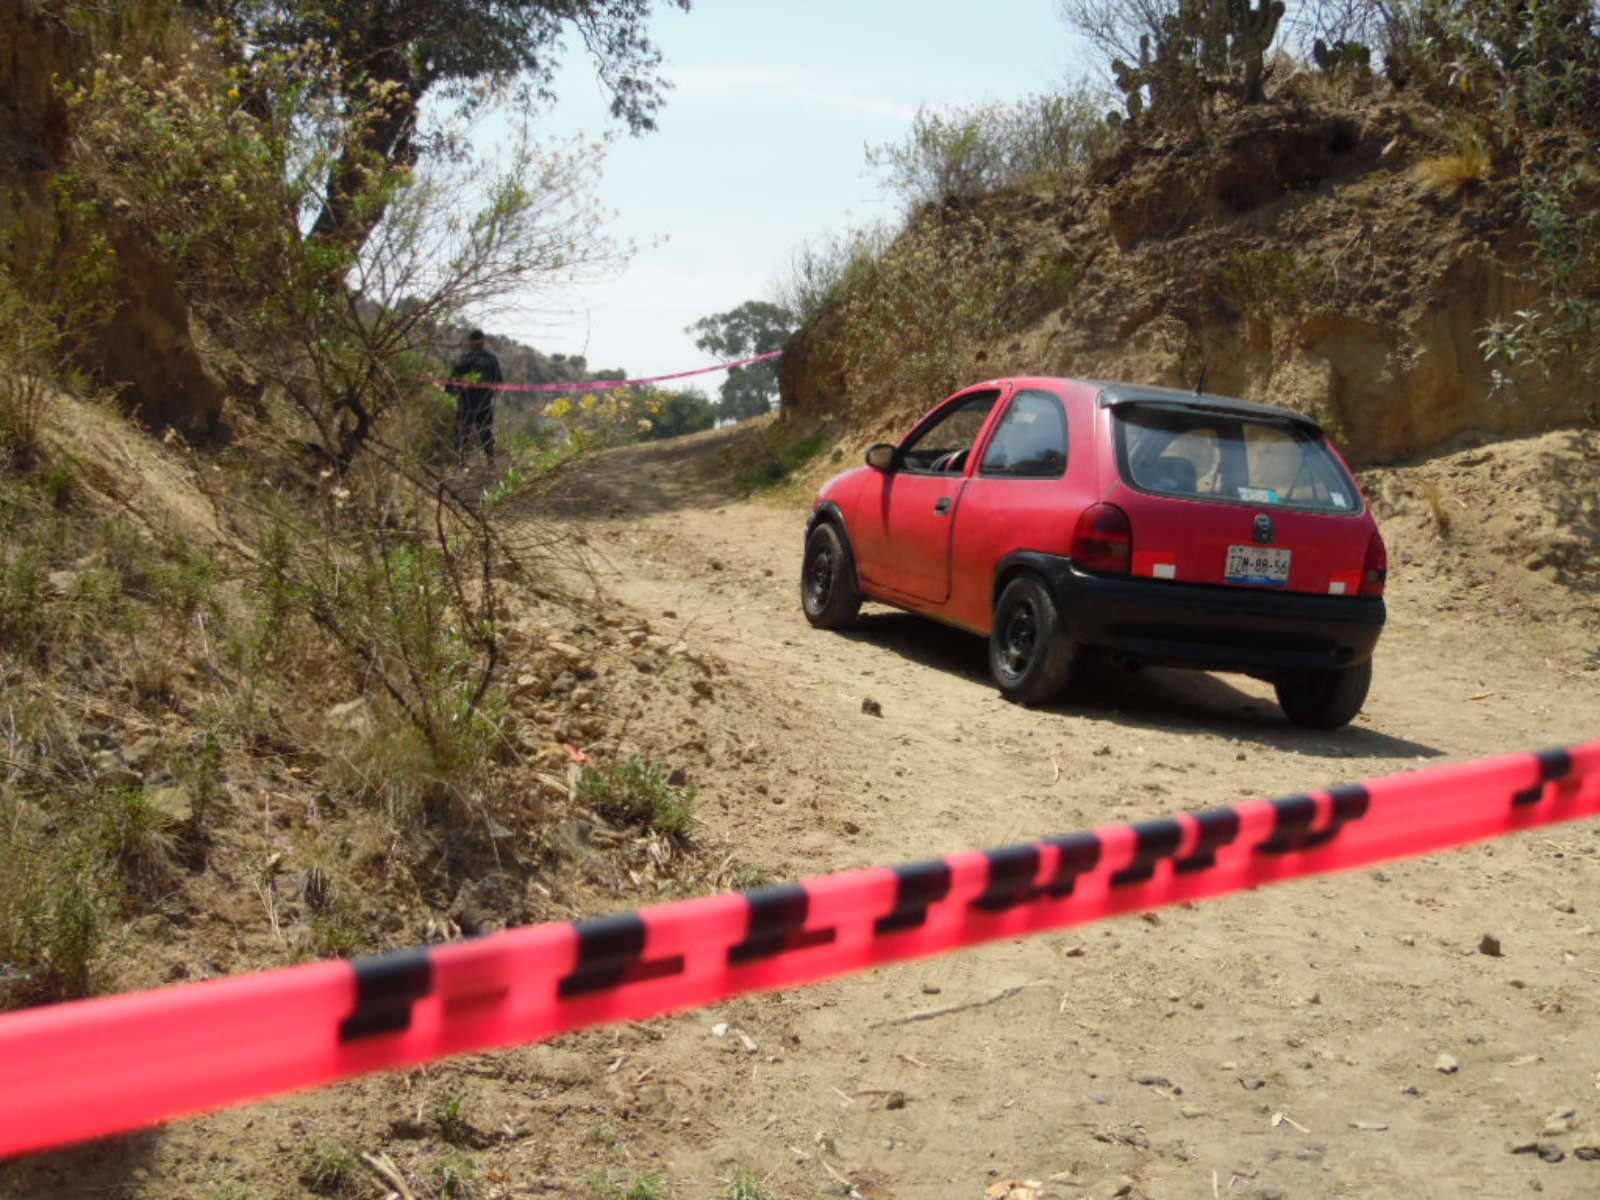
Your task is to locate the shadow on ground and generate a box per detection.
[838,609,1444,761]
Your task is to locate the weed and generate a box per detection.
[212,1185,263,1200]
[1216,245,1329,308]
[578,756,696,839]
[734,429,826,492]
[90,787,175,898]
[434,1089,473,1144]
[303,1147,359,1196]
[587,1173,671,1200]
[0,832,108,1008]
[435,1148,479,1199]
[306,908,365,959]
[1413,137,1491,198]
[42,460,76,509]
[1422,479,1452,535]
[730,1176,781,1200]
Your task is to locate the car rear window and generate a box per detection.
[1112,403,1360,514]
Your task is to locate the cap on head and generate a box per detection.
[467,329,486,344]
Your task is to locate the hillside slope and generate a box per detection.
[781,94,1591,465]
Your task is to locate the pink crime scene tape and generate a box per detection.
[421,349,784,393]
[1,739,1597,1157]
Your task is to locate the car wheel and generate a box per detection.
[801,522,862,629]
[1274,659,1372,730]
[989,575,1077,705]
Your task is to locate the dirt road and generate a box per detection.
[12,421,1596,1200]
[537,423,1600,1198]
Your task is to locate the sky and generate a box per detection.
[492,0,1091,391]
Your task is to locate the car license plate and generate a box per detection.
[1226,545,1291,586]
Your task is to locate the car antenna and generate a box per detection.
[1194,361,1209,395]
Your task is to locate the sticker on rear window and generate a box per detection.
[1331,491,1348,508]
[1236,486,1279,504]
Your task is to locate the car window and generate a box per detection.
[1114,404,1358,513]
[980,388,1068,478]
[901,390,1001,474]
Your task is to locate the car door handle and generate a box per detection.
[934,497,952,515]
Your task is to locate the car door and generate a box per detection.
[945,385,1078,628]
[853,387,1005,604]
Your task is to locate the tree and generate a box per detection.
[200,0,692,251]
[686,300,794,423]
[632,386,715,439]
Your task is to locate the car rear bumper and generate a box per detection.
[1015,553,1386,674]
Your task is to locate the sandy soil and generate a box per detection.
[8,419,1600,1200]
[509,420,1600,1199]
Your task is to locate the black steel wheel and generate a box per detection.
[988,574,1077,705]
[800,522,862,629]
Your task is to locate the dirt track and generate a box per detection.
[536,423,1600,1198]
[9,421,1598,1200]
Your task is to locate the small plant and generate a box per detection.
[1413,139,1491,198]
[589,1174,671,1200]
[42,460,76,510]
[734,429,826,492]
[1216,245,1329,308]
[303,1147,359,1197]
[435,1148,479,1199]
[730,1175,781,1200]
[1421,479,1452,535]
[90,787,175,898]
[578,756,695,838]
[434,1088,473,1144]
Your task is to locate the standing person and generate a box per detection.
[447,329,503,465]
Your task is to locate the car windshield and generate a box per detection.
[1112,403,1360,514]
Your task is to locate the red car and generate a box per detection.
[801,377,1387,729]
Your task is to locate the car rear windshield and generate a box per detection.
[1112,403,1361,514]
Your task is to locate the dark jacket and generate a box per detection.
[448,347,503,406]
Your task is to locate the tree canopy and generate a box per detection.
[686,300,794,422]
[199,0,691,249]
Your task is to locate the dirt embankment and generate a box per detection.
[10,418,1598,1200]
[782,97,1592,466]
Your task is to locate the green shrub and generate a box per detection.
[867,86,1115,210]
[579,756,695,838]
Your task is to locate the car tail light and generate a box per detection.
[1073,503,1132,573]
[1360,531,1388,596]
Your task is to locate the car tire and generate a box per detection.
[801,522,862,629]
[989,575,1077,705]
[1274,659,1372,730]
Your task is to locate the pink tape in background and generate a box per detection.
[422,349,784,394]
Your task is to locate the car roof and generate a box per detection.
[1007,377,1324,433]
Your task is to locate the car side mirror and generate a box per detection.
[866,443,897,470]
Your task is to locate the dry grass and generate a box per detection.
[1412,141,1492,198]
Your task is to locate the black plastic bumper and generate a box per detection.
[1011,553,1386,675]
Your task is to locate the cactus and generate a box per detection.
[1225,0,1286,102]
[1313,37,1373,78]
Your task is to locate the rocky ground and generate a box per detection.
[6,416,1600,1200]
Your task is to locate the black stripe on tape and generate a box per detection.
[1041,832,1102,897]
[875,859,954,935]
[339,948,434,1041]
[1175,808,1243,874]
[558,912,686,998]
[1512,747,1573,807]
[971,844,1042,913]
[729,885,835,965]
[1257,785,1370,855]
[1111,818,1184,887]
